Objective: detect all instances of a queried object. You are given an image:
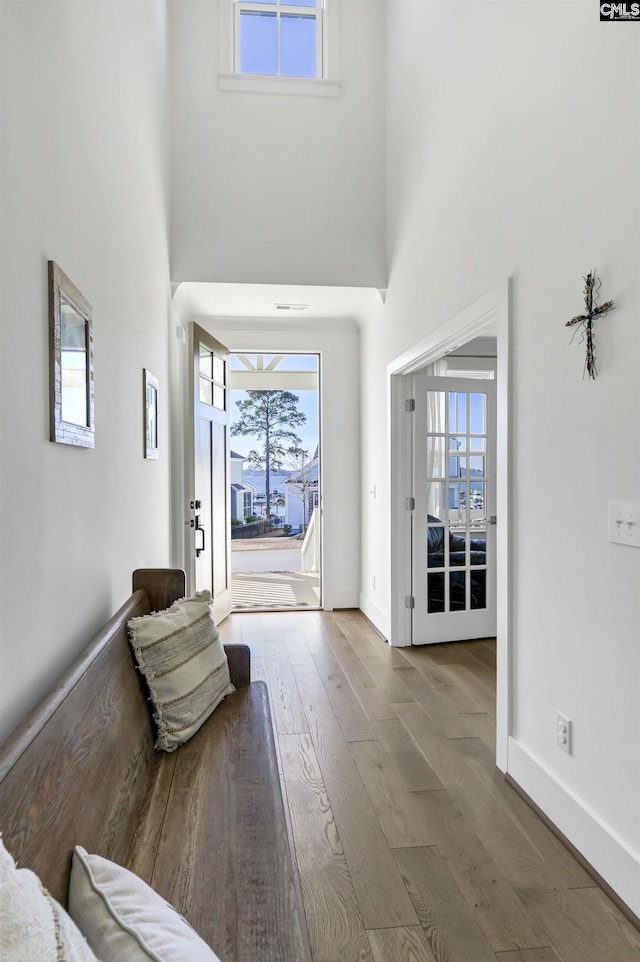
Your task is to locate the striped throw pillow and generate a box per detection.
[127,591,235,752]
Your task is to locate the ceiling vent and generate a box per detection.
[274,303,309,312]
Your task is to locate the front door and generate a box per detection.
[412,374,496,644]
[188,323,232,625]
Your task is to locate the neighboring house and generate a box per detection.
[284,454,319,532]
[229,451,256,521]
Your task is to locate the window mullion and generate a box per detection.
[316,7,323,78]
[234,3,241,72]
[277,6,282,77]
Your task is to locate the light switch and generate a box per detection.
[609,502,640,547]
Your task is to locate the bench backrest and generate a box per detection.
[0,589,158,904]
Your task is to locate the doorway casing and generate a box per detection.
[387,279,511,771]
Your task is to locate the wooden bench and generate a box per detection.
[0,569,310,962]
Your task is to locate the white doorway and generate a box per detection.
[228,352,322,611]
[388,279,511,771]
[412,373,497,644]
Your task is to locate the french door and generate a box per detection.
[412,375,496,644]
[187,324,232,625]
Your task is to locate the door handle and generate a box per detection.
[488,516,497,525]
[195,515,206,557]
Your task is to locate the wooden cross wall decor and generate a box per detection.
[565,270,615,380]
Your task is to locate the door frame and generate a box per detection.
[412,374,497,644]
[388,279,511,771]
[226,348,324,611]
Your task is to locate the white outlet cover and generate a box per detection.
[556,711,572,755]
[609,502,640,547]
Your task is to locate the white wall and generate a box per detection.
[0,1,172,740]
[359,1,640,914]
[169,0,387,288]
[189,320,361,608]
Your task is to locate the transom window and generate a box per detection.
[235,0,324,79]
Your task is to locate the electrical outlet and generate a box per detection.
[609,502,640,547]
[556,712,572,755]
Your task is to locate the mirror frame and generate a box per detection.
[48,261,94,447]
[143,368,159,459]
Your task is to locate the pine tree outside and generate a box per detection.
[228,354,321,609]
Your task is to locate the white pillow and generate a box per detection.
[127,590,234,751]
[0,836,98,962]
[68,847,221,962]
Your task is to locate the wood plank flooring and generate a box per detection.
[219,610,640,962]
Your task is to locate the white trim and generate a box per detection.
[359,593,391,641]
[508,738,640,919]
[228,347,326,608]
[185,324,197,593]
[218,74,340,97]
[387,279,511,772]
[219,0,235,75]
[388,372,414,650]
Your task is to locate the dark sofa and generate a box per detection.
[427,515,487,611]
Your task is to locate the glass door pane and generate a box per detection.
[424,386,489,614]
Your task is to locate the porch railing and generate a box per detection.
[301,509,320,573]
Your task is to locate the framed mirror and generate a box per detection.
[49,261,94,447]
[143,368,159,459]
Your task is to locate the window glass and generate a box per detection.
[281,14,316,78]
[427,436,446,479]
[426,391,445,433]
[213,355,225,385]
[236,0,322,78]
[213,384,225,411]
[199,347,212,379]
[200,379,213,405]
[239,10,278,75]
[448,392,466,433]
[428,573,445,613]
[470,393,486,434]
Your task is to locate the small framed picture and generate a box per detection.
[143,369,159,459]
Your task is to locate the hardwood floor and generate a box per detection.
[218,610,640,962]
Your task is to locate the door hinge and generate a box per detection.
[404,398,416,413]
[405,497,415,511]
[404,595,415,609]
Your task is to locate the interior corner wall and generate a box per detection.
[193,320,361,609]
[359,1,640,914]
[169,0,387,288]
[0,1,172,741]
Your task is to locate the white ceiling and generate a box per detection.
[173,282,384,327]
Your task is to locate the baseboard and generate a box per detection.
[324,589,358,611]
[358,593,390,640]
[507,737,640,923]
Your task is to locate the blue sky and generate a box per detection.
[229,353,319,462]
